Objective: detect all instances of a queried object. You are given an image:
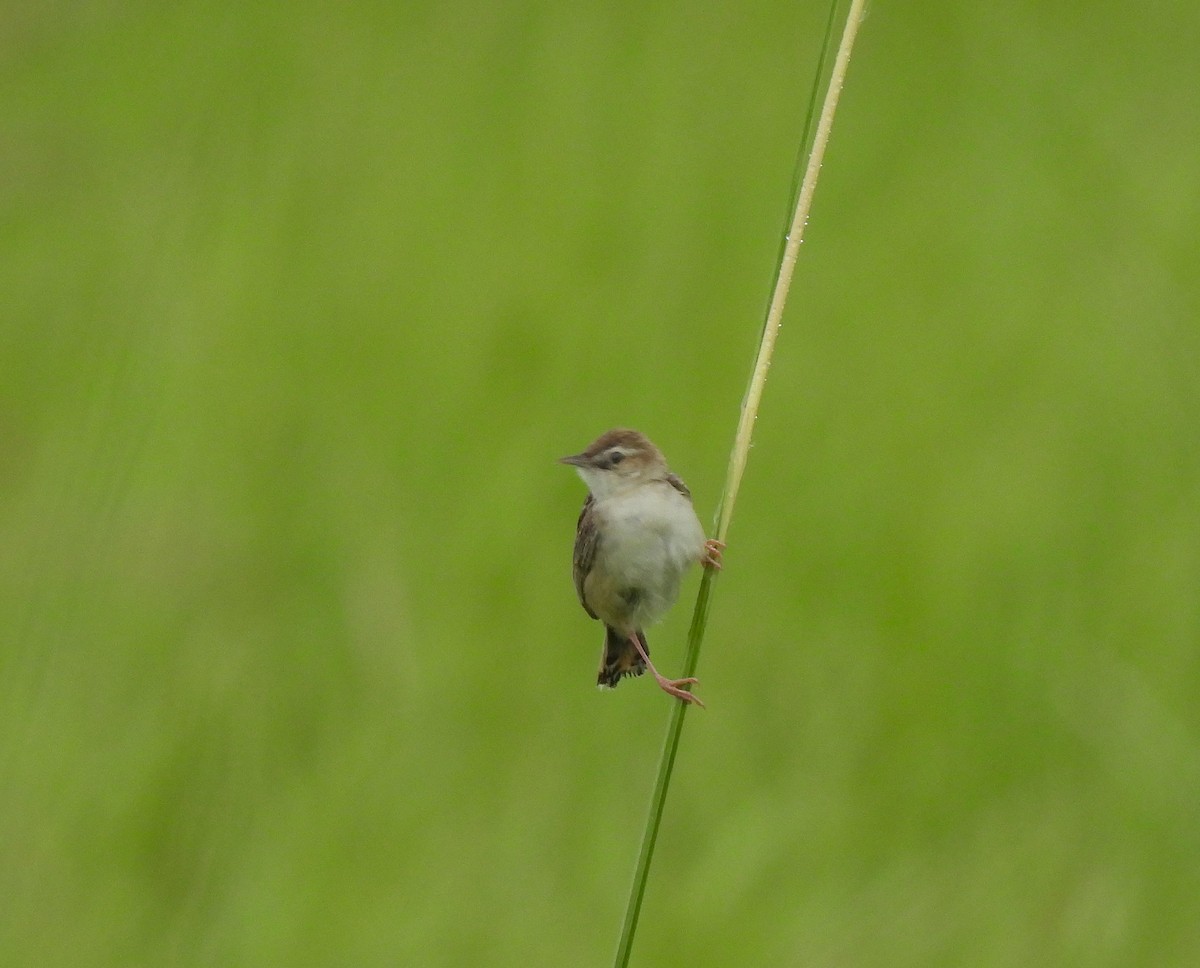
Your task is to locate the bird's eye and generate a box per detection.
[609,450,625,465]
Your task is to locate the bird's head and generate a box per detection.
[559,428,667,498]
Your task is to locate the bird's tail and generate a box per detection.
[597,626,648,688]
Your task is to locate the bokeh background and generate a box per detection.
[4,2,1198,965]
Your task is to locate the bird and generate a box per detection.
[560,428,724,706]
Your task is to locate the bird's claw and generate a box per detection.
[654,673,705,708]
[702,538,726,570]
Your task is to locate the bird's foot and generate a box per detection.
[702,538,726,570]
[628,633,706,708]
[652,672,705,708]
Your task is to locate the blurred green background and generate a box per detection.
[3,1,1198,965]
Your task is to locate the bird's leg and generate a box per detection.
[702,538,726,570]
[629,634,705,708]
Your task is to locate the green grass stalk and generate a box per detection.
[611,2,869,964]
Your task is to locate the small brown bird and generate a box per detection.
[560,429,724,706]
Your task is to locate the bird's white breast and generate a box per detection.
[588,481,705,628]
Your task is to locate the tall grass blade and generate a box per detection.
[612,2,869,964]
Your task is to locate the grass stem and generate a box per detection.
[611,2,868,964]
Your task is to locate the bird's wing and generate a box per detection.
[665,472,692,501]
[572,494,600,618]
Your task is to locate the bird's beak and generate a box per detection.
[559,453,589,467]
